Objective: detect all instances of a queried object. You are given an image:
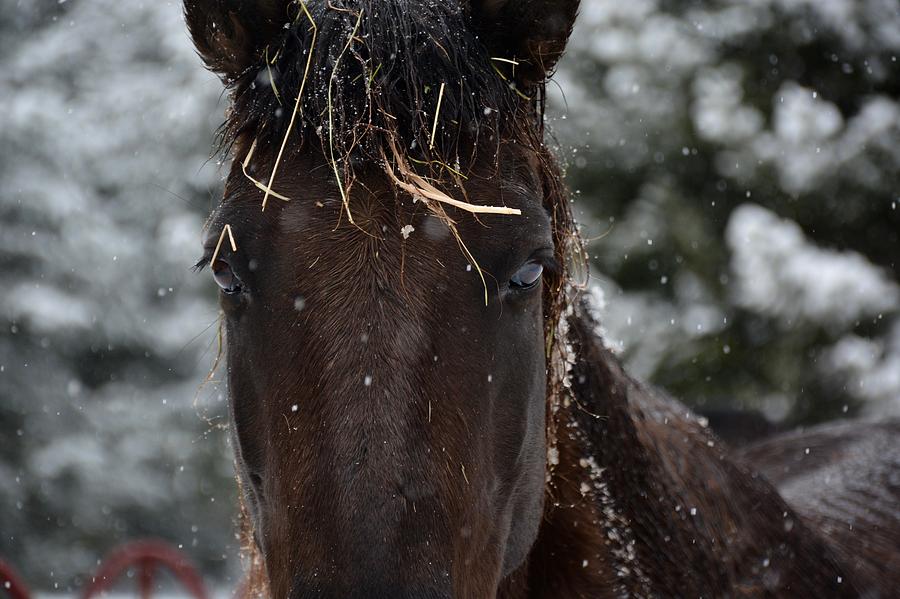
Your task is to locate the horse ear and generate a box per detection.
[471,0,579,87]
[184,0,289,82]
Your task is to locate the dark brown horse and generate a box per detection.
[184,1,900,597]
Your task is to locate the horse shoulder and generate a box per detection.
[608,379,860,596]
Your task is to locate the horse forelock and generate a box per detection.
[218,0,525,169]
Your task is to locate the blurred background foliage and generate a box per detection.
[554,0,899,427]
[0,0,239,587]
[0,0,898,590]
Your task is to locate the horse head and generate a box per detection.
[184,1,579,596]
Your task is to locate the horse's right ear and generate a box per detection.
[184,0,290,82]
[471,0,579,87]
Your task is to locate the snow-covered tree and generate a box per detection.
[552,0,900,423]
[0,0,238,586]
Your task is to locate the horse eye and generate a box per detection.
[211,259,242,294]
[510,262,544,290]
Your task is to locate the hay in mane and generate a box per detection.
[218,0,539,195]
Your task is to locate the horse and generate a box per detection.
[183,1,900,597]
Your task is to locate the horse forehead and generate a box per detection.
[205,144,549,280]
[267,145,544,238]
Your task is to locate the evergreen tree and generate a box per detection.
[553,0,900,425]
[0,0,238,586]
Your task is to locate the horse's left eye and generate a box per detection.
[212,259,242,294]
[510,262,544,290]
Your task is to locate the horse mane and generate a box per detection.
[519,304,867,597]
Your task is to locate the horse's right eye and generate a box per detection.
[510,261,544,291]
[212,259,242,294]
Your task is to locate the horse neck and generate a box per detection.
[501,301,859,598]
[500,304,701,597]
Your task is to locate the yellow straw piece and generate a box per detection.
[241,139,290,202]
[261,0,318,211]
[209,224,237,266]
[429,82,446,150]
[383,150,521,215]
[327,7,365,224]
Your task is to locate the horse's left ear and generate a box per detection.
[471,0,579,87]
[184,0,290,82]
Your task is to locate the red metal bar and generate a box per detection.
[81,540,208,599]
[137,558,155,599]
[0,560,30,599]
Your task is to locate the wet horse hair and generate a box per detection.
[201,0,526,180]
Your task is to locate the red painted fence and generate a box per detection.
[0,561,30,599]
[1,540,209,599]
